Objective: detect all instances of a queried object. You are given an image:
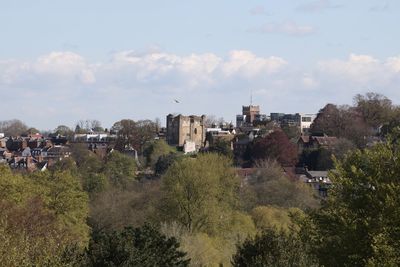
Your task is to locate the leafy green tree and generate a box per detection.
[208,138,234,158]
[308,138,400,266]
[86,224,190,267]
[250,206,303,231]
[299,147,334,171]
[31,170,90,246]
[104,151,137,188]
[0,197,78,266]
[232,227,318,267]
[155,153,179,175]
[0,165,89,265]
[143,139,175,169]
[160,153,239,234]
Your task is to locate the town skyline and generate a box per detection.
[1,1,399,129]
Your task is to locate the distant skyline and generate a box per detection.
[1,0,399,129]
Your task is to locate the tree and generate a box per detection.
[0,119,28,136]
[250,130,298,166]
[85,224,190,267]
[160,153,239,234]
[232,227,318,267]
[299,147,334,171]
[88,180,162,232]
[143,139,175,169]
[0,197,78,266]
[155,153,179,175]
[54,125,74,137]
[112,119,158,153]
[24,127,40,135]
[281,124,301,141]
[103,151,137,188]
[250,206,303,231]
[208,138,234,158]
[354,92,393,129]
[204,115,225,128]
[310,104,371,147]
[0,165,89,265]
[75,119,103,133]
[308,138,400,266]
[242,160,318,210]
[31,170,90,246]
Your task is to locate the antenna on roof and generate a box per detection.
[250,89,253,106]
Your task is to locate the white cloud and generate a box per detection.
[1,51,400,129]
[248,21,315,36]
[222,50,287,78]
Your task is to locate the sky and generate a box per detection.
[1,0,400,130]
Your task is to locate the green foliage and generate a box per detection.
[31,170,90,246]
[0,165,89,265]
[208,138,234,158]
[89,180,161,232]
[160,153,240,234]
[308,138,400,266]
[232,227,318,267]
[104,151,136,188]
[143,139,175,169]
[155,152,179,175]
[86,224,190,267]
[0,198,79,266]
[299,147,334,171]
[250,206,303,231]
[82,173,109,195]
[242,160,318,210]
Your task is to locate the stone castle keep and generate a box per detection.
[166,114,205,150]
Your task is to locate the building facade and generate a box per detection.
[166,114,206,149]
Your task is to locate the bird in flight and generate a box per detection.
[174,99,180,103]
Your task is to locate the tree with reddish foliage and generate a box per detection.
[251,130,298,166]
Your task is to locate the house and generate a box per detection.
[205,128,235,148]
[300,170,332,198]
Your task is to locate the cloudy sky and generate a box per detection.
[1,0,399,130]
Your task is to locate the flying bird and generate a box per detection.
[174,99,180,103]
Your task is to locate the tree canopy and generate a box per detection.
[307,138,400,266]
[86,224,189,267]
[250,130,298,166]
[160,153,240,234]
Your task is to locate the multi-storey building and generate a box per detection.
[166,114,206,150]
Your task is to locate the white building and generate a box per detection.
[299,113,316,134]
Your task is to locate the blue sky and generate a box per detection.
[1,0,399,129]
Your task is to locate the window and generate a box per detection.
[194,128,197,134]
[302,117,312,122]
